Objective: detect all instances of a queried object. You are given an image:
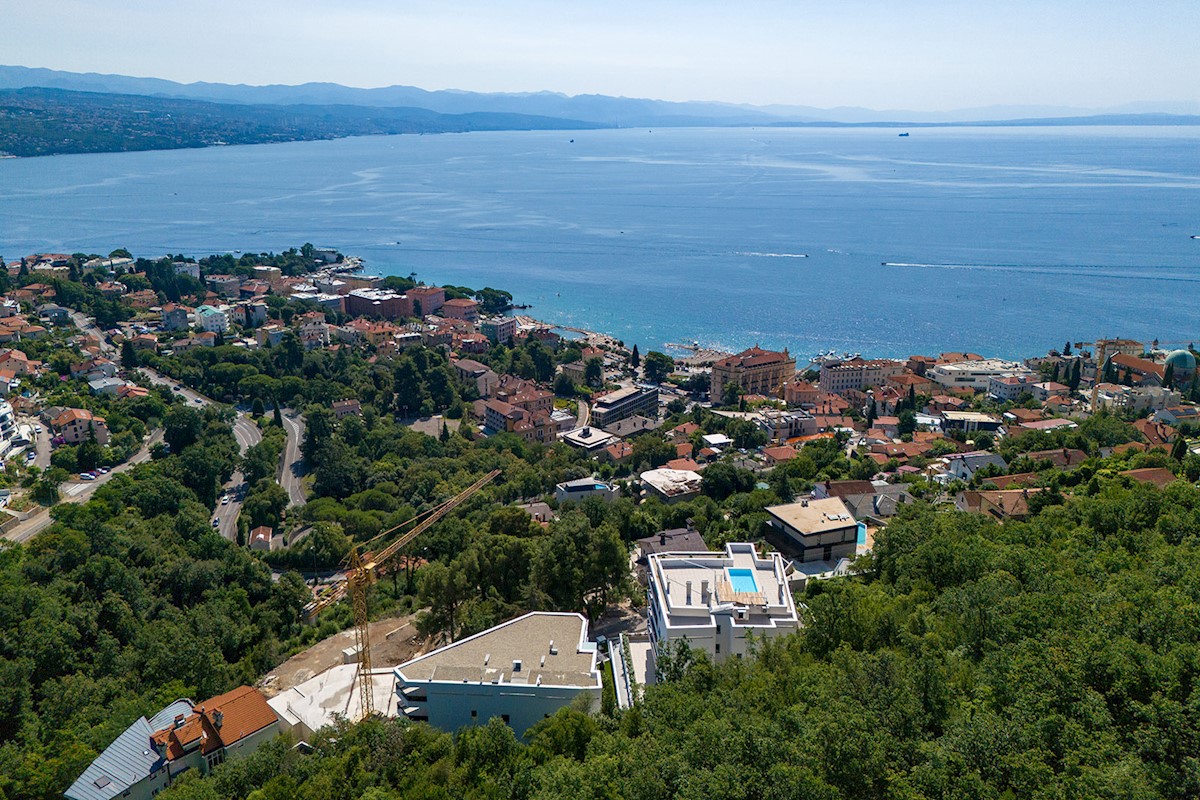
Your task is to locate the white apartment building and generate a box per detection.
[987,373,1037,402]
[646,543,800,662]
[194,305,229,334]
[929,359,1029,392]
[394,612,602,737]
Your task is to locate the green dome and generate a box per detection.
[1165,349,1197,372]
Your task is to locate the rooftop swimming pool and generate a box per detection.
[727,568,759,594]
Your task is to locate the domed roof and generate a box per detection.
[1165,349,1197,371]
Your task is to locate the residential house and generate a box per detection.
[52,408,110,445]
[554,478,617,504]
[453,359,500,397]
[205,274,242,297]
[161,303,191,332]
[480,316,517,345]
[645,543,799,661]
[956,489,1041,521]
[602,415,661,438]
[988,374,1037,402]
[640,468,703,503]
[332,399,362,418]
[1120,467,1179,489]
[65,686,278,800]
[347,289,412,320]
[1108,353,1164,385]
[943,451,1008,481]
[1022,448,1088,469]
[407,285,446,315]
[1031,381,1070,402]
[602,440,634,463]
[195,305,229,334]
[766,497,859,563]
[634,524,708,566]
[441,297,480,322]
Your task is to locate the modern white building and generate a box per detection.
[929,359,1029,392]
[640,468,703,503]
[646,543,799,662]
[394,612,602,737]
[554,478,617,504]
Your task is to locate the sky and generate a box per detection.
[3,0,1199,111]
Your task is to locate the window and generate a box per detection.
[470,709,477,718]
[501,714,510,725]
[715,643,720,654]
[715,623,721,634]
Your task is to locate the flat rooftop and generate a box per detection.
[766,497,856,534]
[395,612,598,688]
[648,543,795,619]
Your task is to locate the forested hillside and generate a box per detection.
[153,483,1200,800]
[0,87,599,157]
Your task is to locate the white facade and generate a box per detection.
[195,305,229,333]
[394,612,601,737]
[646,543,799,662]
[987,374,1036,402]
[930,359,1028,392]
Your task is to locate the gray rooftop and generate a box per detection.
[396,612,599,689]
[65,717,160,800]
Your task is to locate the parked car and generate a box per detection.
[79,474,95,481]
[98,467,109,474]
[211,518,220,527]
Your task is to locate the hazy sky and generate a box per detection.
[4,0,1198,110]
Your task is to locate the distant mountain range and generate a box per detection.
[1,64,1197,157]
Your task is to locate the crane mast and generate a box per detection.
[348,469,501,719]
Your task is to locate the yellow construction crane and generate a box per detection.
[310,469,501,720]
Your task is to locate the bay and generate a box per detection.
[2,125,1198,359]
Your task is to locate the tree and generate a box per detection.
[243,479,289,529]
[1164,362,1175,389]
[163,405,203,452]
[1171,437,1187,462]
[898,409,917,436]
[553,372,575,397]
[1064,340,1072,356]
[630,344,640,369]
[722,381,741,409]
[120,340,138,368]
[643,351,674,384]
[272,397,283,427]
[584,357,603,388]
[251,397,265,417]
[417,561,470,642]
[76,430,103,473]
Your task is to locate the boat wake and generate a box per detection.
[736,251,808,258]
[882,261,1200,283]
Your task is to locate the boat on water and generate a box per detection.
[898,132,910,137]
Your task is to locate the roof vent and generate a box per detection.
[549,640,557,655]
[484,653,490,665]
[512,659,522,673]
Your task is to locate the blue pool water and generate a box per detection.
[857,522,868,546]
[728,568,759,594]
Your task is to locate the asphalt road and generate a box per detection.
[4,430,163,544]
[279,409,307,507]
[141,367,263,542]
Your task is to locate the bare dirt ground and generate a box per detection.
[260,612,429,697]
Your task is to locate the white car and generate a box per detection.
[221,496,230,505]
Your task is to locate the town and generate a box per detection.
[0,248,1197,800]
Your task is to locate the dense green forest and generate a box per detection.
[0,404,314,800]
[0,88,600,158]
[144,479,1200,800]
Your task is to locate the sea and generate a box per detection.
[2,126,1198,361]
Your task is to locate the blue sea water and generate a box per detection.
[1,126,1197,359]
